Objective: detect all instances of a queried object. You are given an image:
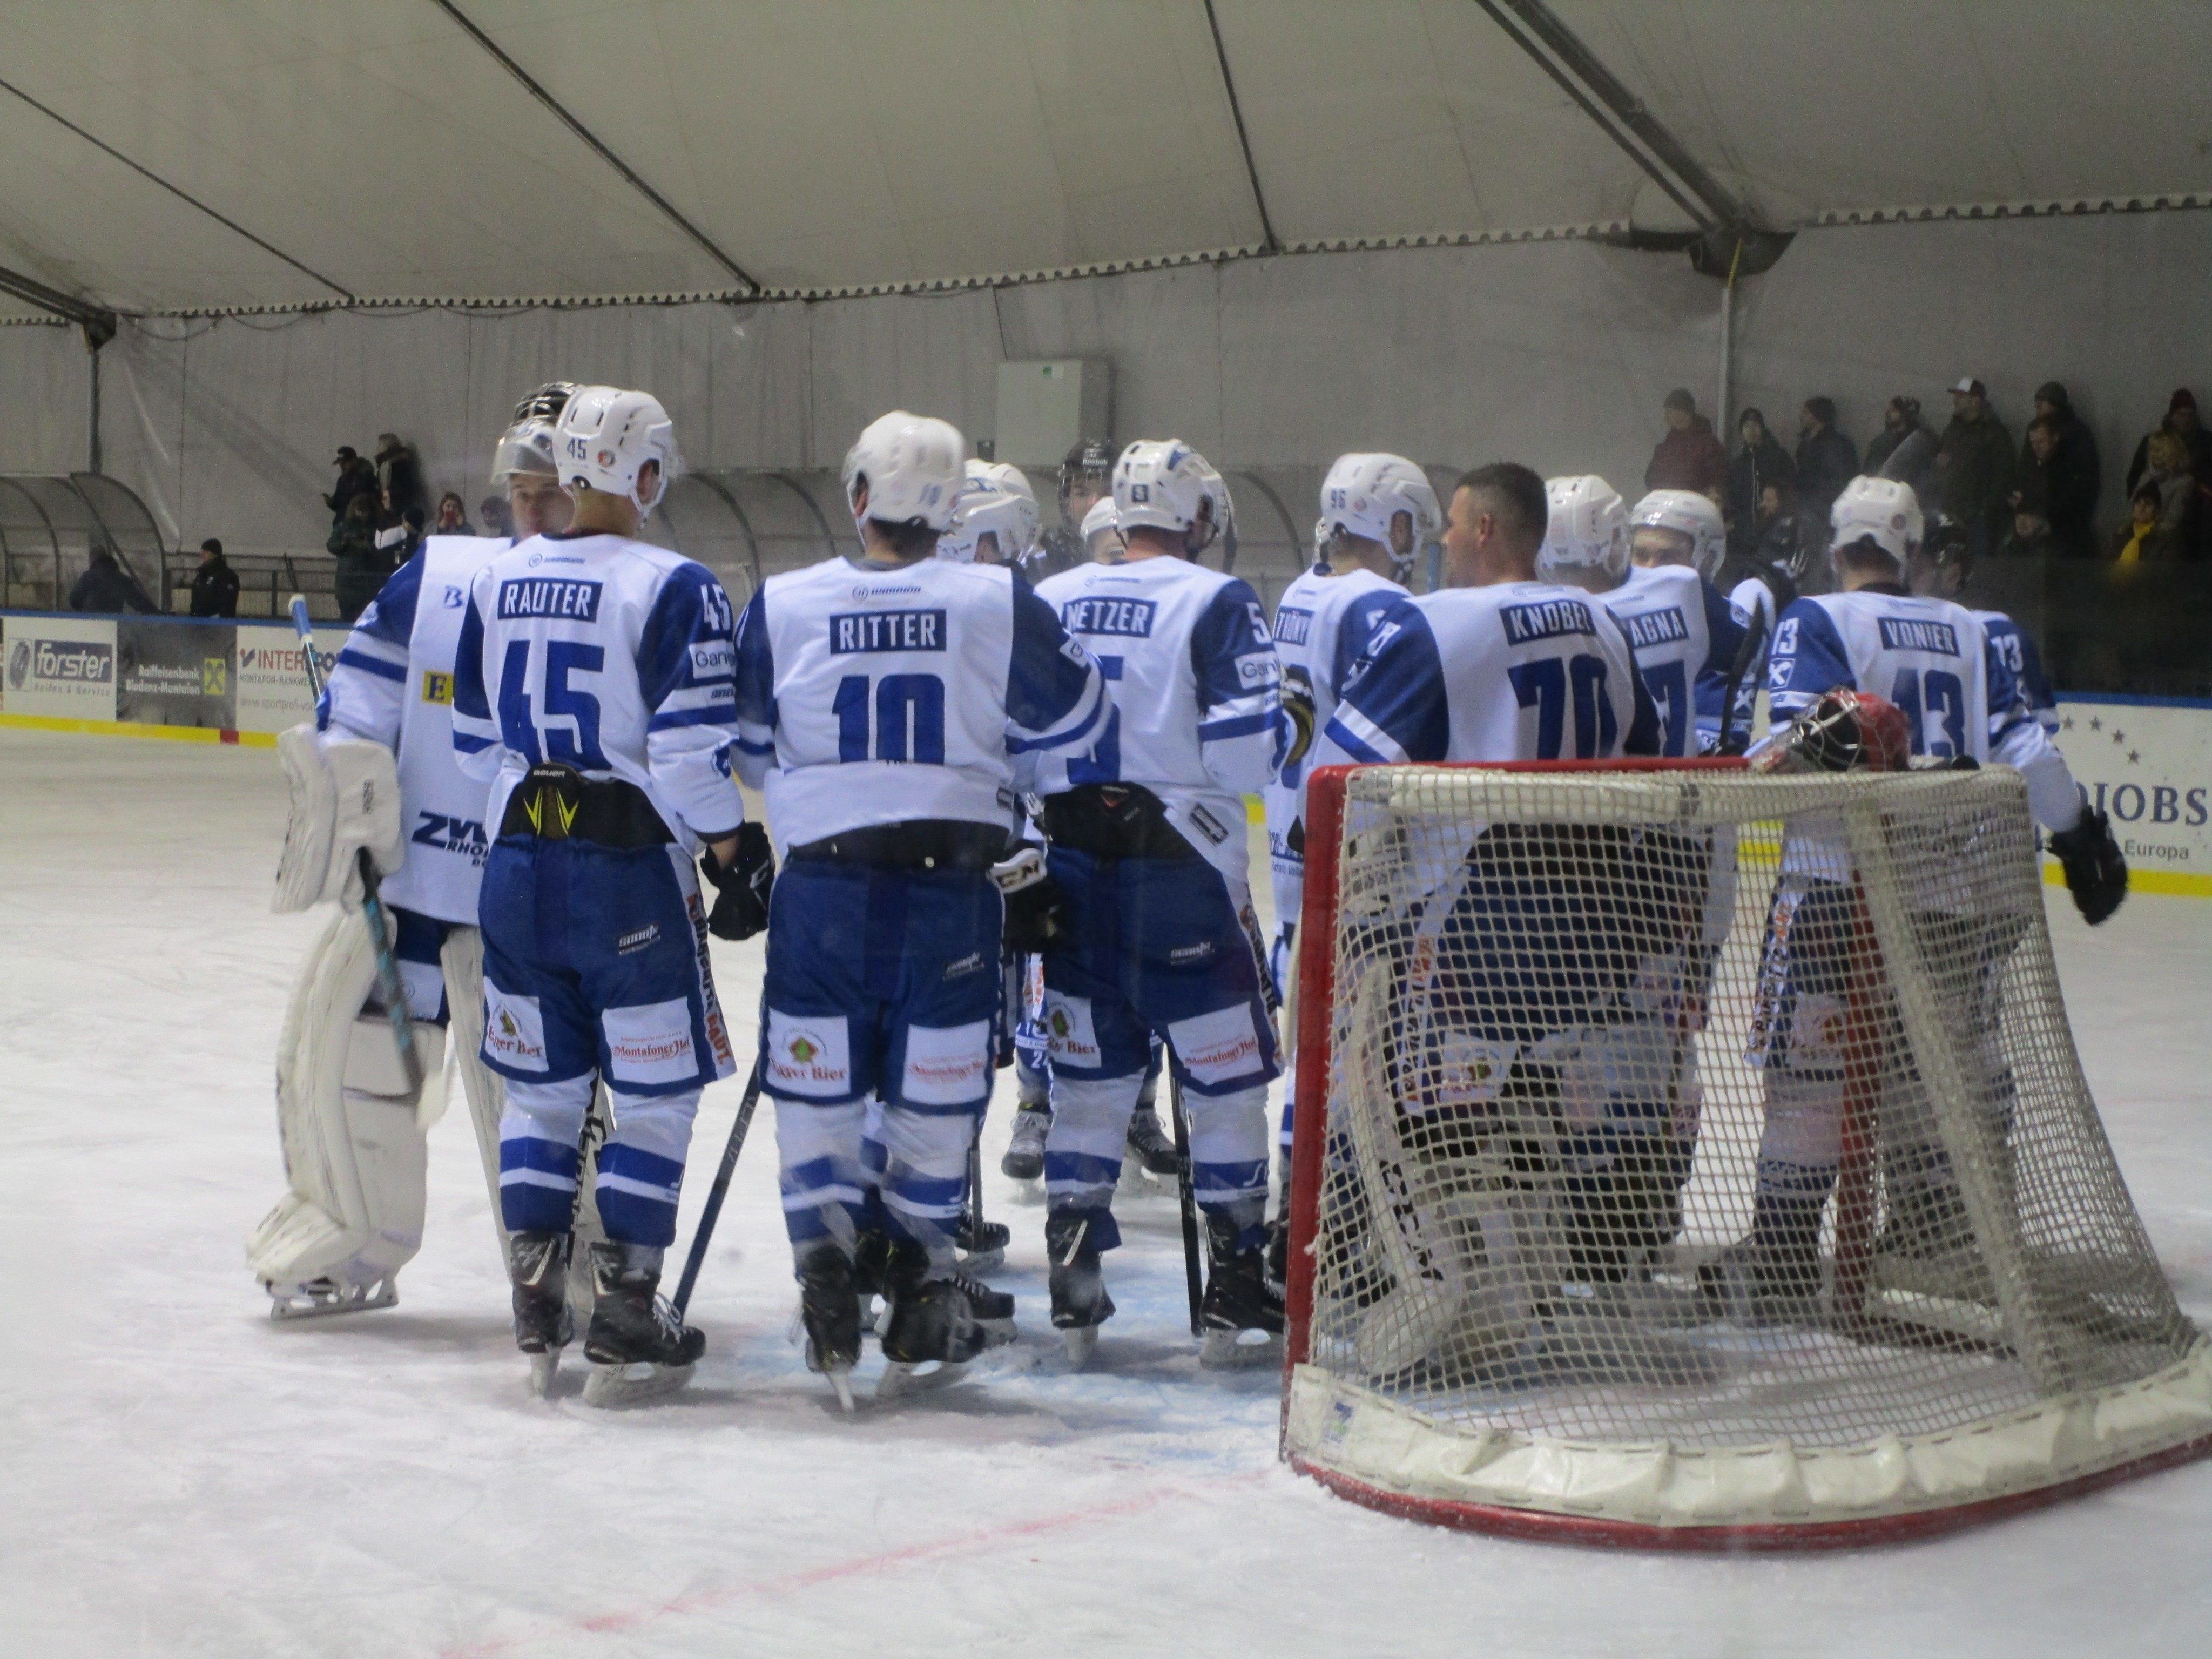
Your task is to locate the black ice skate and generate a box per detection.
[1698,1196,1825,1323]
[1046,1212,1115,1366]
[877,1241,1013,1401]
[852,1225,893,1332]
[580,1240,704,1407]
[954,1211,1010,1273]
[1001,1104,1050,1183]
[1199,1213,1284,1370]
[797,1241,862,1413]
[507,1230,575,1397]
[1124,1103,1182,1178]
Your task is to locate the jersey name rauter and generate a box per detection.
[1060,596,1157,638]
[1501,597,1596,645]
[1878,617,1960,656]
[828,609,946,653]
[497,577,602,622]
[1621,605,1689,649]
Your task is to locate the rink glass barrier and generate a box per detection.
[1282,761,2212,1548]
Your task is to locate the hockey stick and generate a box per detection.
[1714,602,1770,756]
[1168,1070,1205,1336]
[670,1057,765,1318]
[289,594,423,1093]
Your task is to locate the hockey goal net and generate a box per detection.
[1283,760,2210,1548]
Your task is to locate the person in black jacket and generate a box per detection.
[1726,408,1794,558]
[323,447,375,525]
[375,433,427,524]
[69,548,158,615]
[187,538,241,617]
[2018,382,2100,558]
[327,493,384,621]
[1793,397,1858,543]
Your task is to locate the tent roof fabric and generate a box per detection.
[2,1,2206,320]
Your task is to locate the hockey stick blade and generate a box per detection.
[671,1057,766,1318]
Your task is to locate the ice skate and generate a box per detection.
[797,1242,861,1412]
[1000,1103,1050,1184]
[1123,1102,1182,1178]
[263,1273,399,1322]
[954,1211,1009,1274]
[507,1231,574,1397]
[579,1240,704,1407]
[852,1225,893,1333]
[1047,1212,1114,1365]
[1199,1215,1283,1370]
[1697,1196,1825,1324]
[876,1242,1011,1400]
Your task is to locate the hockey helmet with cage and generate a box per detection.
[1628,488,1726,580]
[1829,475,1923,568]
[491,381,581,483]
[553,385,682,522]
[1058,437,1115,507]
[938,460,1042,564]
[842,411,966,533]
[1536,474,1630,585]
[1113,439,1230,555]
[1318,453,1441,580]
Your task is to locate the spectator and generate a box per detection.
[2002,506,2055,559]
[1644,387,1727,496]
[433,491,473,535]
[1755,479,1808,578]
[375,432,427,523]
[2015,382,2100,558]
[187,538,240,618]
[328,493,384,621]
[2125,389,2212,495]
[478,494,514,540]
[2140,429,2202,557]
[68,546,158,615]
[323,446,376,525]
[1725,407,1793,557]
[1936,376,2015,561]
[1869,399,1941,508]
[1793,396,1858,539]
[2112,483,2173,564]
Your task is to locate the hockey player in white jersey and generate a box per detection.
[453,385,766,1403]
[732,411,1106,1404]
[1906,516,2061,734]
[249,383,584,1320]
[1621,488,1758,751]
[936,461,1042,568]
[1029,439,1289,1366]
[1730,476,2126,1306]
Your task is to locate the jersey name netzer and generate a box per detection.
[1059,596,1158,638]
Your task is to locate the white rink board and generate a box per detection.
[0,729,2206,1658]
[2052,696,2212,896]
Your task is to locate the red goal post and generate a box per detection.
[1281,758,2212,1550]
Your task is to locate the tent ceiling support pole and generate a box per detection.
[1202,0,1280,254]
[430,0,761,295]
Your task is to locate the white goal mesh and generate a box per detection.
[1283,763,2211,1546]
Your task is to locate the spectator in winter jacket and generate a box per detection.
[1755,480,1809,579]
[68,547,158,615]
[1793,397,1858,544]
[375,433,427,525]
[1936,377,2015,562]
[328,493,385,622]
[2001,507,2055,559]
[433,491,473,535]
[1725,407,1794,558]
[323,447,376,525]
[2113,484,2175,564]
[2125,389,2212,495]
[2013,382,2100,558]
[1645,388,1728,497]
[1864,397,1927,475]
[2140,429,2202,559]
[187,538,240,617]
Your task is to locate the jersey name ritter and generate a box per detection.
[830,609,947,653]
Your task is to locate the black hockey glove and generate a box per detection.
[2047,806,2127,926]
[1279,669,1317,766]
[991,845,1065,954]
[700,822,774,941]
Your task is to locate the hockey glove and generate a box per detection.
[700,822,775,941]
[1279,669,1317,766]
[2047,806,2127,926]
[991,845,1066,954]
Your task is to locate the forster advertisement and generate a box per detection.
[118,618,236,728]
[234,623,349,733]
[2052,696,2212,897]
[2,616,118,720]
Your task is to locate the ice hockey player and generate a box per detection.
[1620,488,1757,751]
[1079,495,1125,563]
[452,385,766,1404]
[937,461,1042,569]
[1028,439,1289,1367]
[1032,437,1117,578]
[1907,515,2060,736]
[731,410,1107,1405]
[250,382,589,1321]
[1728,475,2126,1308]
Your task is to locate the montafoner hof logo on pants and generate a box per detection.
[1167,1003,1265,1088]
[900,1020,990,1106]
[602,997,699,1086]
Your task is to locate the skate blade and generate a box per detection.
[264,1279,397,1321]
[581,1359,694,1408]
[876,1359,969,1402]
[1008,1177,1046,1206]
[957,1245,1007,1275]
[1060,1324,1100,1367]
[528,1349,562,1398]
[1199,1327,1284,1370]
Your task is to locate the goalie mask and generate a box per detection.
[554,385,682,522]
[1536,474,1629,586]
[937,460,1042,565]
[1829,475,1923,570]
[1318,453,1441,581]
[842,410,965,533]
[1756,687,1911,775]
[490,381,580,483]
[1113,439,1231,558]
[1628,488,1725,580]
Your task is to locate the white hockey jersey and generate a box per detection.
[1974,609,2059,735]
[729,554,1105,849]
[1261,562,1405,919]
[1033,555,1285,884]
[450,531,747,851]
[319,534,506,923]
[1317,581,1661,769]
[1604,562,1751,755]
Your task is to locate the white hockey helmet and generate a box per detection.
[1537,474,1630,585]
[1318,452,1442,578]
[554,385,680,521]
[1080,494,1123,558]
[1113,439,1229,554]
[1628,489,1727,579]
[937,460,1042,564]
[1829,474,1924,567]
[491,381,579,483]
[842,410,966,534]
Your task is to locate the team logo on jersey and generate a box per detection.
[442,585,466,608]
[1060,596,1156,637]
[829,609,946,653]
[1621,606,1689,649]
[497,577,603,622]
[1877,617,1961,657]
[1500,598,1596,645]
[421,671,454,704]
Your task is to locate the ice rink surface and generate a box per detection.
[3,727,2207,1658]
